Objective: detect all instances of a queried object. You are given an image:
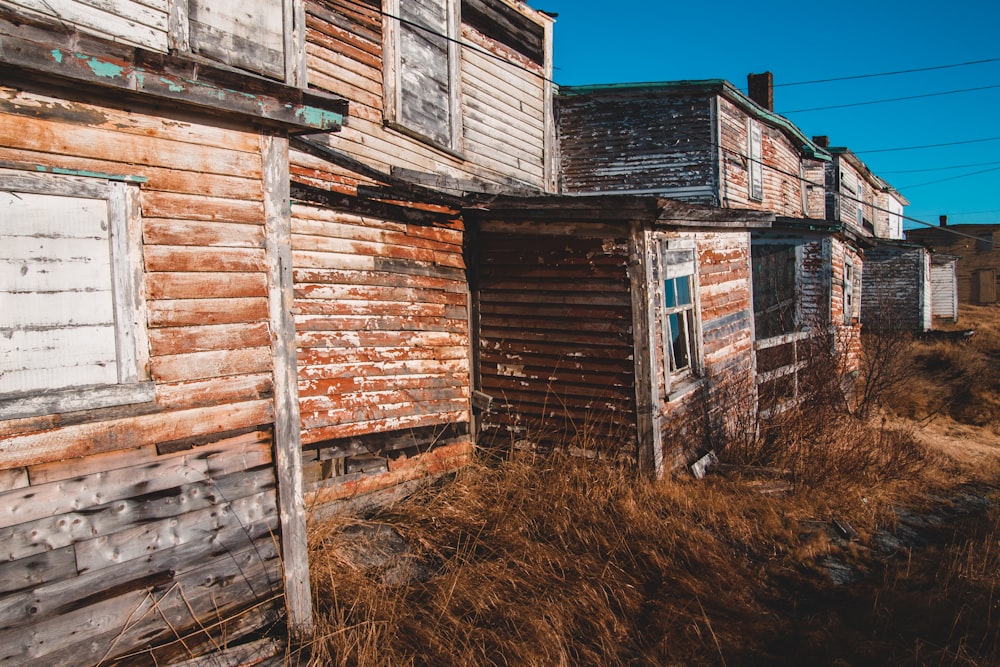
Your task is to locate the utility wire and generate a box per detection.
[771,57,1000,88]
[855,136,1000,154]
[879,160,1000,174]
[781,83,1000,114]
[898,165,1000,190]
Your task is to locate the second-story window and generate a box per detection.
[748,119,763,202]
[384,0,461,151]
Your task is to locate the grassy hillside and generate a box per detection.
[302,305,1000,666]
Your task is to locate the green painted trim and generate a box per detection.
[33,164,148,183]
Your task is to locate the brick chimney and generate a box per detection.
[747,72,774,111]
[939,215,948,226]
[812,135,830,148]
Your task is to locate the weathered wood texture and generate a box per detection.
[861,244,931,332]
[716,97,811,217]
[557,90,717,202]
[291,200,471,446]
[0,84,286,664]
[647,231,757,469]
[473,221,639,455]
[1,0,170,51]
[829,238,863,372]
[905,224,1000,304]
[826,157,878,236]
[302,0,551,190]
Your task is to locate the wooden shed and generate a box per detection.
[466,195,772,475]
[930,254,960,323]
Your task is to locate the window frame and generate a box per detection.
[748,119,764,202]
[658,239,702,392]
[843,256,860,325]
[383,0,463,154]
[0,169,152,421]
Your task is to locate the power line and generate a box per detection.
[879,160,1000,174]
[855,136,1000,154]
[898,165,1000,190]
[780,83,1000,114]
[771,57,1000,88]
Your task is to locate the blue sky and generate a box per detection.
[536,0,1000,228]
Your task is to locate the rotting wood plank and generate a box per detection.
[302,410,469,446]
[148,322,271,355]
[0,399,273,471]
[146,272,268,300]
[142,219,265,248]
[150,347,272,383]
[1,466,275,564]
[147,297,269,327]
[143,246,267,273]
[154,374,273,411]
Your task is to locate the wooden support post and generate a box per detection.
[261,132,313,637]
[628,222,662,477]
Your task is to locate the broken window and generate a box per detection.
[384,0,460,150]
[660,241,700,385]
[753,243,797,339]
[0,170,152,419]
[843,257,860,324]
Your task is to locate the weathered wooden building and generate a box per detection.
[1,0,566,661]
[286,0,556,507]
[467,196,772,474]
[860,241,932,332]
[0,1,349,663]
[556,76,867,395]
[907,221,1000,305]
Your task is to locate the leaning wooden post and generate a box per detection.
[262,131,313,636]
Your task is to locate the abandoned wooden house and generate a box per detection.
[556,75,867,405]
[466,195,773,474]
[906,220,1000,305]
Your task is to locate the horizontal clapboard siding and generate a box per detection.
[558,91,716,200]
[4,0,169,51]
[291,202,471,447]
[476,224,637,454]
[303,0,550,189]
[0,82,281,665]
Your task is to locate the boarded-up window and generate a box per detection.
[843,257,860,324]
[660,240,701,387]
[385,0,459,149]
[753,243,797,339]
[183,0,288,80]
[748,119,763,201]
[0,171,152,419]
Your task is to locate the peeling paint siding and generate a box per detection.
[650,231,756,467]
[716,98,806,216]
[290,198,472,447]
[828,238,863,371]
[861,245,930,332]
[0,84,283,665]
[2,0,170,51]
[557,91,716,198]
[302,0,550,189]
[475,224,638,453]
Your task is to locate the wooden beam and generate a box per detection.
[628,223,661,477]
[262,132,313,637]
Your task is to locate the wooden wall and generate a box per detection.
[557,90,717,202]
[0,84,284,665]
[716,97,810,217]
[303,0,552,191]
[289,151,473,508]
[827,157,878,237]
[0,0,170,51]
[473,220,638,456]
[829,237,863,372]
[648,230,757,469]
[861,244,931,332]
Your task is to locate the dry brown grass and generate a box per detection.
[300,304,1000,666]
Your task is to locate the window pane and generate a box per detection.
[669,312,690,371]
[676,275,691,306]
[664,278,676,308]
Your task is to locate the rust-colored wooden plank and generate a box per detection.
[0,399,273,471]
[141,190,265,223]
[147,297,269,327]
[150,347,272,383]
[142,219,265,248]
[148,322,271,356]
[143,246,267,273]
[146,272,268,300]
